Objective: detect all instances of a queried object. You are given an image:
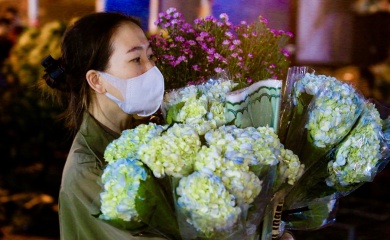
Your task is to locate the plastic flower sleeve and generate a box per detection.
[281,70,366,171]
[299,85,364,169]
[173,171,247,240]
[283,100,390,212]
[282,198,338,231]
[278,66,314,144]
[97,158,180,239]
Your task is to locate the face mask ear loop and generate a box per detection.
[98,71,127,101]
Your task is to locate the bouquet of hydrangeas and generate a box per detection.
[96,7,390,239]
[150,8,292,90]
[277,67,390,232]
[283,100,390,205]
[98,79,304,239]
[279,67,366,170]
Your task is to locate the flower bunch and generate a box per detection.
[283,101,389,211]
[283,70,365,169]
[176,171,242,237]
[100,112,302,238]
[100,158,148,222]
[138,123,201,178]
[163,79,237,135]
[195,125,303,205]
[280,68,390,232]
[104,123,166,164]
[99,158,180,237]
[8,21,67,85]
[150,8,292,90]
[303,75,363,149]
[326,102,383,187]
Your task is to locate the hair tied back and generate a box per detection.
[41,55,65,90]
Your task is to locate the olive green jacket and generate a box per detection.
[59,112,165,240]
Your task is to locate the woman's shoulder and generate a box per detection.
[60,134,103,189]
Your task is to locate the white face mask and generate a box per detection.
[98,66,164,117]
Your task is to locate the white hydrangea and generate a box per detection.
[138,124,201,178]
[104,123,166,164]
[163,79,237,128]
[100,158,147,221]
[176,171,241,236]
[294,73,364,148]
[326,102,383,186]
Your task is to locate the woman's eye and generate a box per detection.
[131,57,141,63]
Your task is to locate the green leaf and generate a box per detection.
[135,168,181,239]
[282,199,337,230]
[166,102,185,124]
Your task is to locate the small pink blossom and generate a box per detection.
[233,40,241,45]
[214,67,223,73]
[219,13,229,21]
[222,40,230,45]
[225,32,233,39]
[192,65,200,71]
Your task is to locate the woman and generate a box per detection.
[41,12,164,239]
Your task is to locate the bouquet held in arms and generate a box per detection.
[98,79,303,239]
[95,8,303,240]
[278,66,390,231]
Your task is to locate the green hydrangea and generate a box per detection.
[138,124,201,178]
[163,79,237,130]
[104,123,166,164]
[293,73,364,148]
[279,149,304,185]
[100,158,146,221]
[326,102,383,186]
[176,171,241,236]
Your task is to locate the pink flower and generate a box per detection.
[219,13,229,21]
[192,65,200,71]
[222,40,230,45]
[281,49,290,57]
[214,67,223,73]
[150,8,292,89]
[228,45,236,51]
[233,40,241,45]
[225,32,233,39]
[187,40,196,46]
[175,36,185,42]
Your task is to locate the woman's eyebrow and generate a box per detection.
[127,43,151,53]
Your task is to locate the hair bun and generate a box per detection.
[41,55,65,89]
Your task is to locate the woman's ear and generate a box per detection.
[86,70,106,93]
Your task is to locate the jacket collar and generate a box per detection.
[79,112,119,168]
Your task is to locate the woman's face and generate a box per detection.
[101,21,155,100]
[105,22,155,79]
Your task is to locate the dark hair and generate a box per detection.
[5,7,18,15]
[41,12,141,132]
[0,17,11,26]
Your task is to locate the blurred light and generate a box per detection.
[343,72,355,81]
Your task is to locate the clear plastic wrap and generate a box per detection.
[278,71,390,232]
[279,66,366,170]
